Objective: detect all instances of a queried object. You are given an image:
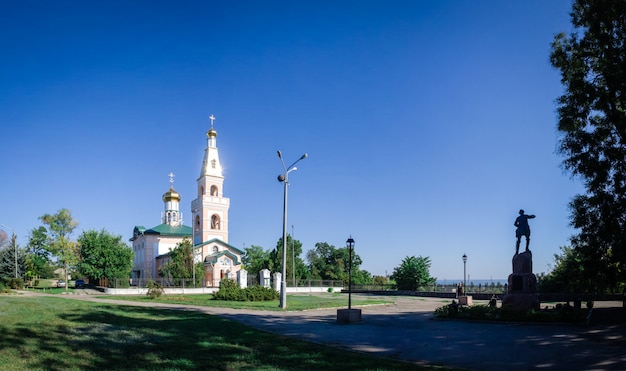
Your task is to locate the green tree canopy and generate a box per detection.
[25,226,54,281]
[390,256,436,291]
[269,235,309,283]
[242,245,271,278]
[158,238,202,285]
[0,234,25,280]
[306,242,371,285]
[537,246,595,293]
[77,229,133,284]
[550,0,626,291]
[39,208,79,292]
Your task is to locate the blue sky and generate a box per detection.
[0,1,581,281]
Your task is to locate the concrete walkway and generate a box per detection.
[23,292,626,370]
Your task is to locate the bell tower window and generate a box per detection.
[195,215,200,232]
[210,185,218,196]
[211,214,220,230]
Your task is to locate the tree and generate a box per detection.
[269,235,309,283]
[550,0,626,292]
[25,226,54,282]
[158,238,202,285]
[0,234,25,281]
[77,229,133,286]
[537,245,593,293]
[39,208,79,292]
[390,256,436,291]
[306,242,371,284]
[242,245,271,278]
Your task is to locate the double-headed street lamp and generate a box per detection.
[277,151,308,309]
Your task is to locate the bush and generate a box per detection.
[213,279,279,301]
[434,303,589,323]
[146,280,164,299]
[0,281,9,293]
[6,278,24,290]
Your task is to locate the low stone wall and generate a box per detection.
[103,286,335,295]
[104,287,218,295]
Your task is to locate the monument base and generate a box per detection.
[458,295,473,306]
[337,308,362,324]
[502,293,540,311]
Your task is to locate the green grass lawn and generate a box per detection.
[0,295,436,370]
[99,292,393,311]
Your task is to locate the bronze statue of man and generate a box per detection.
[514,209,535,254]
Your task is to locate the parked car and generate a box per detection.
[56,280,66,288]
[74,279,86,288]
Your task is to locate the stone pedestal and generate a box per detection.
[260,269,271,288]
[337,308,362,324]
[458,295,473,306]
[502,251,540,311]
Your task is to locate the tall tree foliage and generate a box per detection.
[39,208,79,292]
[269,235,309,283]
[550,0,626,291]
[77,229,133,286]
[537,246,591,293]
[306,242,371,284]
[25,226,54,281]
[158,238,202,285]
[0,234,25,280]
[390,256,435,291]
[242,245,271,278]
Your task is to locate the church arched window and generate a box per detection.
[213,246,218,253]
[211,159,216,169]
[199,186,205,196]
[195,215,200,232]
[210,185,218,196]
[211,214,220,230]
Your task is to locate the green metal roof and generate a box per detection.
[144,224,193,237]
[194,238,244,254]
[203,250,241,265]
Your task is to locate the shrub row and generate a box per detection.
[1,278,24,290]
[213,278,279,301]
[434,302,589,323]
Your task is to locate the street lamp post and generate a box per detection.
[347,236,354,310]
[277,151,308,309]
[292,225,295,287]
[462,253,468,293]
[1,224,17,278]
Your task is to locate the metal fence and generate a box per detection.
[350,283,508,295]
[111,277,344,289]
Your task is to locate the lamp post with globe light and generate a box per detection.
[347,236,355,309]
[277,151,307,309]
[337,235,361,323]
[463,253,467,291]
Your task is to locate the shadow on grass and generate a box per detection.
[0,298,423,370]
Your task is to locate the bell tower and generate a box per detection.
[191,115,230,246]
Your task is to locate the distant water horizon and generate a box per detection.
[435,279,507,286]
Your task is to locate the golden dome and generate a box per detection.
[207,128,217,138]
[162,186,181,202]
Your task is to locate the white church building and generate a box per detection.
[131,117,244,286]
